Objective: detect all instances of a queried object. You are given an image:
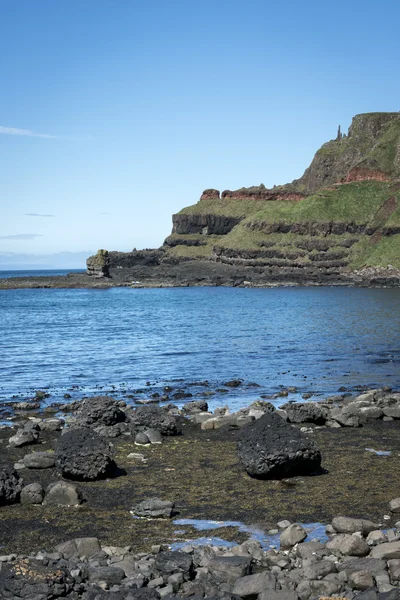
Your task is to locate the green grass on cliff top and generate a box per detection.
[247,181,400,224]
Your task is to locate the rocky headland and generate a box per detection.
[1,386,400,598]
[1,111,400,290]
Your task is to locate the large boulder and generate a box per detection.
[237,411,321,479]
[282,402,328,424]
[76,396,126,428]
[55,428,116,480]
[129,405,181,436]
[0,467,22,505]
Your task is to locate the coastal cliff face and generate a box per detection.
[86,112,400,287]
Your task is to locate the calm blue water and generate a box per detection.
[0,269,85,279]
[0,286,399,411]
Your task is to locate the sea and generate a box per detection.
[0,270,399,414]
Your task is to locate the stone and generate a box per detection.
[55,427,115,480]
[182,400,208,413]
[8,429,38,447]
[20,482,44,504]
[282,402,328,424]
[347,571,375,590]
[55,537,101,557]
[130,405,181,436]
[135,432,150,445]
[237,411,321,479]
[280,524,307,549]
[337,556,387,575]
[302,559,337,579]
[86,249,110,277]
[383,406,400,419]
[44,481,83,506]
[232,571,276,596]
[368,530,388,545]
[39,418,64,431]
[208,555,251,581]
[258,592,299,600]
[389,498,400,513]
[131,498,175,518]
[331,516,378,535]
[76,396,126,427]
[88,565,125,584]
[0,467,22,505]
[145,428,163,444]
[371,541,400,559]
[326,533,370,556]
[154,551,193,577]
[22,451,55,469]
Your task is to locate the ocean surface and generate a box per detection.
[0,269,85,278]
[0,285,399,413]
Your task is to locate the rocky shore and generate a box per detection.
[1,387,400,598]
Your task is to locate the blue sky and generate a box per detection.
[1,0,400,268]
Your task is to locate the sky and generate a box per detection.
[1,0,400,268]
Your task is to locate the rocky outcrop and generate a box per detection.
[86,249,110,277]
[221,185,305,202]
[172,213,242,235]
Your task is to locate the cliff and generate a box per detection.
[86,112,400,287]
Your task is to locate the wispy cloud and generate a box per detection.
[0,126,56,139]
[99,212,111,215]
[0,234,44,240]
[24,213,55,218]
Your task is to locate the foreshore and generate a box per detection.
[1,262,400,290]
[1,387,400,598]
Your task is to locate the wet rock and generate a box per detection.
[55,427,115,480]
[182,400,209,413]
[22,451,55,469]
[331,516,378,535]
[44,481,83,506]
[20,482,44,504]
[280,524,307,549]
[76,396,126,428]
[131,498,175,518]
[223,380,243,387]
[237,411,321,479]
[0,467,22,505]
[130,406,181,436]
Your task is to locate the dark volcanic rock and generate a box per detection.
[0,467,22,505]
[237,411,322,479]
[154,550,193,577]
[76,396,126,427]
[129,405,181,436]
[55,428,115,480]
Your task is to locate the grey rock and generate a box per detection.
[258,593,298,600]
[232,571,276,596]
[282,402,328,425]
[237,412,321,479]
[20,482,44,504]
[0,467,22,505]
[39,418,64,431]
[22,451,55,469]
[388,559,400,582]
[135,432,150,445]
[145,428,163,444]
[280,524,307,549]
[154,551,193,577]
[302,559,337,579]
[389,498,400,513]
[348,570,375,590]
[55,427,115,480]
[131,498,175,518]
[88,565,125,584]
[371,541,400,559]
[331,516,378,535]
[182,400,209,413]
[367,530,388,545]
[208,555,252,581]
[9,429,38,447]
[383,406,400,419]
[44,481,83,506]
[337,557,386,575]
[327,533,370,556]
[55,537,101,557]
